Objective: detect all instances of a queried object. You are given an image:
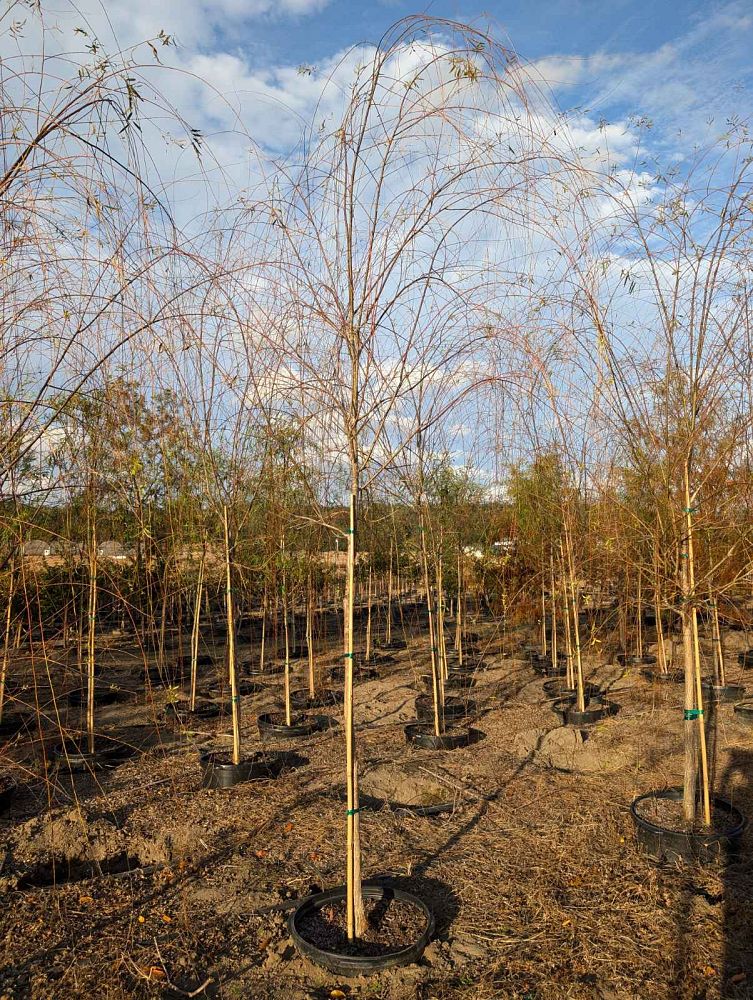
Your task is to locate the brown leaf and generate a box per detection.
[283,822,295,834]
[161,914,172,923]
[78,895,95,905]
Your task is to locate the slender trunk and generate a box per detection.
[550,552,558,674]
[712,595,725,686]
[307,569,315,698]
[654,540,668,674]
[636,566,643,660]
[282,539,291,727]
[344,491,365,939]
[564,528,585,714]
[0,557,15,724]
[541,557,547,656]
[87,519,97,755]
[224,506,241,766]
[560,545,573,689]
[419,507,442,736]
[386,542,393,646]
[456,547,463,665]
[189,553,204,712]
[259,586,267,671]
[365,564,372,662]
[436,548,447,682]
[681,466,710,824]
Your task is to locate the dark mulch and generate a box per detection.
[296,896,427,956]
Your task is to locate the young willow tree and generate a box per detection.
[224,16,579,938]
[578,135,753,823]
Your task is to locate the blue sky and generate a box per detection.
[2,0,747,197]
[33,0,750,172]
[197,0,753,141]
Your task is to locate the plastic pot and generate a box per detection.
[414,695,471,723]
[53,737,137,772]
[288,883,434,976]
[240,659,284,677]
[199,749,292,789]
[641,668,684,684]
[419,673,476,693]
[257,712,329,741]
[0,773,18,811]
[701,682,745,704]
[630,787,746,865]
[617,653,657,667]
[404,723,482,750]
[551,697,618,726]
[163,700,224,725]
[289,688,343,710]
[0,712,34,741]
[543,679,600,699]
[733,701,753,723]
[446,659,488,677]
[378,638,407,651]
[67,685,136,708]
[738,650,753,669]
[531,655,567,678]
[329,663,380,683]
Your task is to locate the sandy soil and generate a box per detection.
[0,617,752,999]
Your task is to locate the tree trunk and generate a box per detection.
[344,491,365,939]
[87,519,98,756]
[223,506,241,766]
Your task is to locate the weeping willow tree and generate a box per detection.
[576,134,753,824]
[210,16,583,938]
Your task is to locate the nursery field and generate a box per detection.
[1,610,752,1000]
[3,4,753,999]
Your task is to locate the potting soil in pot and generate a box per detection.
[633,795,740,834]
[296,897,427,957]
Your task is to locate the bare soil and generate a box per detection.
[0,619,752,998]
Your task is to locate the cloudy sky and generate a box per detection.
[13,0,752,176]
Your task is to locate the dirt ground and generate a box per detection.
[1,617,752,1000]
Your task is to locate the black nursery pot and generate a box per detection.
[641,668,684,684]
[543,679,600,699]
[414,694,470,723]
[702,682,746,705]
[288,883,434,976]
[531,654,567,677]
[164,699,223,725]
[289,688,343,710]
[0,773,18,811]
[446,658,488,676]
[329,662,380,683]
[378,637,407,651]
[551,696,618,726]
[240,659,284,678]
[53,736,136,772]
[199,749,291,789]
[630,787,746,865]
[733,701,753,723]
[404,722,482,750]
[0,712,33,741]
[67,685,136,708]
[174,653,214,670]
[617,653,657,667]
[257,712,330,741]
